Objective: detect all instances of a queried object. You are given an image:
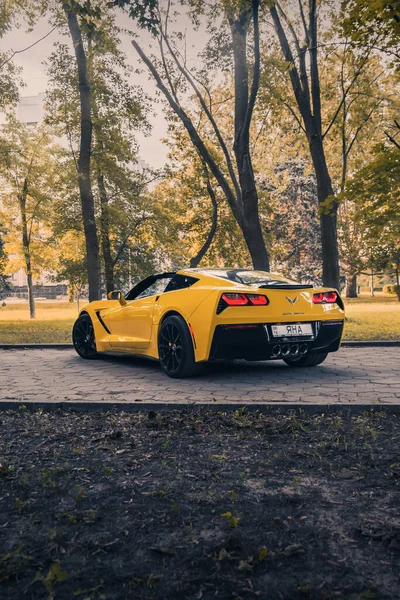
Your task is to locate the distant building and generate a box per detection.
[16,92,46,126]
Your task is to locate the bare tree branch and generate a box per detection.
[298,0,309,45]
[131,39,240,218]
[270,4,311,126]
[0,27,56,70]
[158,26,241,201]
[242,0,261,138]
[323,42,377,139]
[276,1,301,55]
[309,0,322,135]
[384,130,400,150]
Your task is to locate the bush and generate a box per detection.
[383,284,399,295]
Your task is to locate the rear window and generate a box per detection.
[196,269,301,287]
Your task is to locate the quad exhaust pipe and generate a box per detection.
[271,343,309,357]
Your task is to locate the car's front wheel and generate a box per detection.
[158,315,202,378]
[283,350,328,368]
[72,313,98,359]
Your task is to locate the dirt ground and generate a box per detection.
[0,408,399,600]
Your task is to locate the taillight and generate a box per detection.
[221,293,249,306]
[247,294,268,305]
[312,291,338,304]
[217,292,269,313]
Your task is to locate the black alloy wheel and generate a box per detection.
[72,314,98,359]
[283,350,328,367]
[158,315,202,378]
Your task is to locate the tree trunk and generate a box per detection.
[87,30,115,295]
[19,179,36,319]
[370,269,374,296]
[64,6,101,302]
[26,272,35,319]
[345,273,357,298]
[242,215,270,271]
[230,9,270,271]
[270,3,340,290]
[309,135,340,289]
[395,265,400,302]
[97,172,114,293]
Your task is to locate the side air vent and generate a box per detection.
[96,311,111,334]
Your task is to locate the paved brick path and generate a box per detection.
[0,347,399,405]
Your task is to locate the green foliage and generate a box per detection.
[0,119,61,283]
[342,147,399,228]
[0,55,21,108]
[263,159,323,283]
[111,0,160,34]
[339,145,400,281]
[0,0,46,107]
[34,563,69,600]
[341,0,400,65]
[45,4,156,288]
[221,511,239,528]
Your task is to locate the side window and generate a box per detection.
[135,277,172,299]
[164,274,199,292]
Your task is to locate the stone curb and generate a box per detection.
[0,401,399,414]
[342,341,400,347]
[0,344,74,349]
[0,341,399,350]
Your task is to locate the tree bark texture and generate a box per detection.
[18,178,36,319]
[345,273,357,298]
[270,2,340,289]
[64,5,102,301]
[97,171,115,293]
[308,135,340,288]
[230,2,270,271]
[86,30,115,295]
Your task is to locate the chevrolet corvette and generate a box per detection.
[72,269,345,378]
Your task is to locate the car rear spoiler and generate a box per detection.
[258,284,313,290]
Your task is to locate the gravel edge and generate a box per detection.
[0,401,399,413]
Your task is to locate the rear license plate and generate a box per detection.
[271,323,313,337]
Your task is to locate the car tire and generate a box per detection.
[283,351,328,368]
[72,313,98,359]
[158,315,202,378]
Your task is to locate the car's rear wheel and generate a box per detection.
[72,314,98,359]
[158,315,202,378]
[283,350,328,368]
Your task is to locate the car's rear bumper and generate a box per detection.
[208,320,344,361]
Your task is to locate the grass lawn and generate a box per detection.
[342,295,400,341]
[0,296,399,344]
[0,408,399,599]
[0,302,82,344]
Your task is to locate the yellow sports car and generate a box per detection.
[72,269,345,378]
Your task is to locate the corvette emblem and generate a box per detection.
[286,296,298,305]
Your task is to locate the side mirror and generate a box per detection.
[107,291,127,306]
